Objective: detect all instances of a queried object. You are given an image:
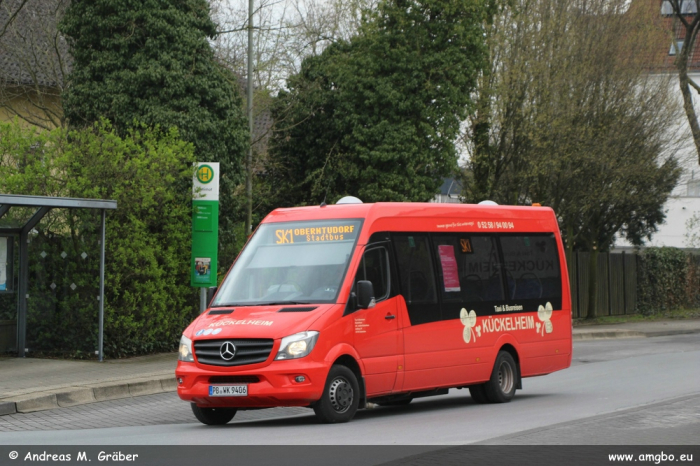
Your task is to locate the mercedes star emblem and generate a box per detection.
[220,341,236,361]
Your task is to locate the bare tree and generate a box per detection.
[665,0,700,163]
[463,0,685,318]
[0,0,71,128]
[211,0,375,92]
[208,0,376,223]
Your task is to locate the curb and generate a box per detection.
[573,330,646,341]
[573,326,700,341]
[0,376,177,416]
[2,326,698,416]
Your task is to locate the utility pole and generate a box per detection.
[245,0,254,236]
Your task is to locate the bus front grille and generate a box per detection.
[194,339,274,367]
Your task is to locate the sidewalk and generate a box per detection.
[1,319,699,417]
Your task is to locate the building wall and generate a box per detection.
[613,71,700,250]
[0,85,63,129]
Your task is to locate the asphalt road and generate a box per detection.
[0,334,698,445]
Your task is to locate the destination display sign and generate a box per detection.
[270,220,362,245]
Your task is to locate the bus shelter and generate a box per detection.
[0,194,117,361]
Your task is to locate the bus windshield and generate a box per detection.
[212,219,363,306]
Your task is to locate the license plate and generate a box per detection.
[209,385,248,397]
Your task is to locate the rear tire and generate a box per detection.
[484,351,518,403]
[468,384,489,404]
[313,365,360,423]
[191,404,237,425]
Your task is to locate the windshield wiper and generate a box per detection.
[257,301,313,306]
[211,301,313,307]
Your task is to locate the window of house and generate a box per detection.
[664,1,699,15]
[682,0,698,14]
[670,39,684,55]
[661,1,673,14]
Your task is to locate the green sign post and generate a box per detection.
[191,163,219,311]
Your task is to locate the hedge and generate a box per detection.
[636,247,700,314]
[0,119,198,357]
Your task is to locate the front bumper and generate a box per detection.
[176,359,329,408]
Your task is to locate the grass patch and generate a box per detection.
[573,308,700,327]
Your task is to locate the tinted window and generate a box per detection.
[355,247,390,301]
[393,234,438,325]
[433,235,504,304]
[499,234,562,301]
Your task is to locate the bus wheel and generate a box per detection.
[469,384,489,404]
[484,351,518,403]
[313,365,360,423]
[191,404,237,425]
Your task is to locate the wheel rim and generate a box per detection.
[498,361,514,394]
[328,376,354,413]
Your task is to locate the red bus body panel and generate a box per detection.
[176,202,572,408]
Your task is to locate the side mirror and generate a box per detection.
[356,280,376,309]
[207,286,218,306]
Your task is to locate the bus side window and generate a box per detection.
[355,247,390,302]
[499,234,562,302]
[392,234,439,325]
[433,235,504,304]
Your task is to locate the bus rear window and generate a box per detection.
[499,234,561,302]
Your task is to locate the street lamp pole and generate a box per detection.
[245,0,254,236]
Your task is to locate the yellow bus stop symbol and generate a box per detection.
[196,165,214,184]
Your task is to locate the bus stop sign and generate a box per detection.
[191,163,219,287]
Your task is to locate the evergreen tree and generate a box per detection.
[60,0,248,268]
[267,0,495,205]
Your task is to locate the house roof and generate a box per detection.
[636,0,700,72]
[0,0,272,151]
[234,75,274,156]
[0,0,70,87]
[439,178,462,197]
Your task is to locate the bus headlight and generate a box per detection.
[178,335,194,362]
[275,331,319,360]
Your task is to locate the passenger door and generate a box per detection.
[351,246,401,396]
[395,234,500,391]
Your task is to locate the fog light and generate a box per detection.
[177,378,184,384]
[295,376,305,383]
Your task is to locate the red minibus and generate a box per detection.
[176,200,572,424]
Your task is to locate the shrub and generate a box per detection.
[0,119,198,357]
[636,247,700,314]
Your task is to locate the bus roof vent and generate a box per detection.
[336,196,363,205]
[478,200,498,206]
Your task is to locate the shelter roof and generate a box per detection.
[0,194,116,234]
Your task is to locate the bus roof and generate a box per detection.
[263,202,559,238]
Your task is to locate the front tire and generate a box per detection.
[191,404,237,425]
[313,365,360,423]
[484,351,518,403]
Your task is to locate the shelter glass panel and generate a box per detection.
[25,209,102,357]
